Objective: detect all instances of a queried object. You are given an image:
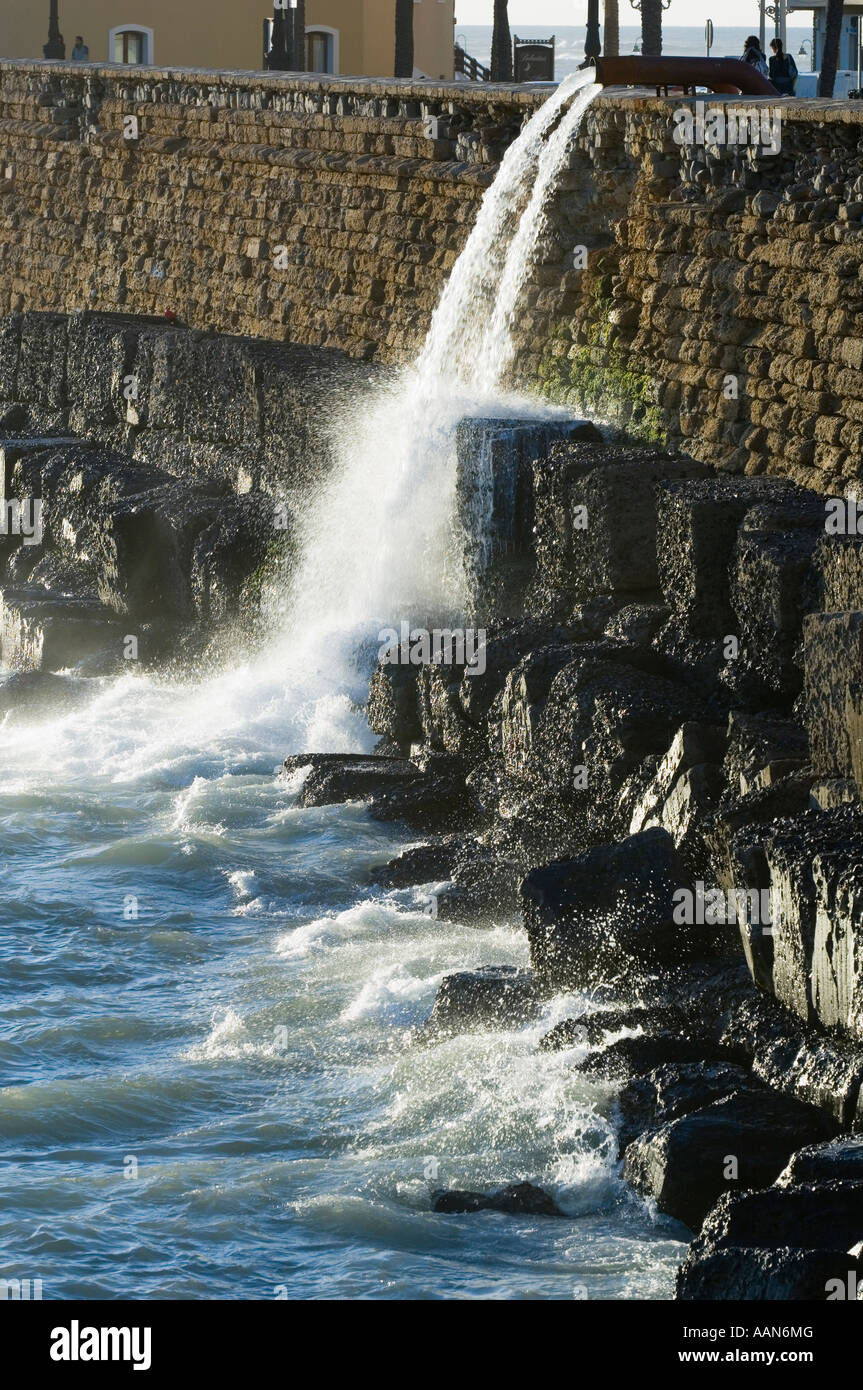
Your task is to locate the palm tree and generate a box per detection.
[631,0,665,56]
[394,0,414,78]
[604,0,620,57]
[818,0,845,96]
[491,0,513,80]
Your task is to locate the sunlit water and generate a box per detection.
[0,72,688,1300]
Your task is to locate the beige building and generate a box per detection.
[0,0,456,80]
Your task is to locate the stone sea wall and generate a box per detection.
[0,61,541,363]
[6,64,863,490]
[549,93,863,496]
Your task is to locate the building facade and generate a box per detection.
[0,0,456,81]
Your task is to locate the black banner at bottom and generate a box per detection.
[3,1297,857,1376]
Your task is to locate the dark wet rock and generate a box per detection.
[530,442,706,620]
[1,432,270,658]
[90,480,228,622]
[656,477,806,638]
[459,622,570,729]
[446,835,523,915]
[518,650,709,855]
[416,661,487,764]
[369,840,461,888]
[727,805,863,1032]
[577,1032,748,1082]
[816,533,863,612]
[284,753,416,800]
[677,1244,862,1300]
[407,748,467,779]
[0,668,92,718]
[624,1088,837,1232]
[626,723,726,872]
[629,724,726,836]
[618,1061,752,1153]
[724,710,810,797]
[810,778,859,810]
[687,1181,863,1255]
[283,753,473,832]
[539,1004,684,1052]
[188,494,270,626]
[603,602,670,648]
[0,585,127,672]
[717,988,863,1127]
[455,417,601,615]
[521,828,689,988]
[417,965,541,1039]
[811,845,863,1039]
[778,1136,863,1187]
[701,777,814,898]
[367,769,474,832]
[498,644,577,776]
[804,610,863,781]
[432,1181,564,1217]
[730,494,823,697]
[367,659,422,749]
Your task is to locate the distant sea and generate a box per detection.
[455,24,817,76]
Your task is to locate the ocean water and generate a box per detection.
[0,73,690,1302]
[455,24,816,76]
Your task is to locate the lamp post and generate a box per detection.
[765,0,787,48]
[44,0,65,59]
[580,0,601,66]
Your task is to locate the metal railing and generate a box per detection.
[454,45,491,82]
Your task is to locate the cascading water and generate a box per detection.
[0,72,687,1300]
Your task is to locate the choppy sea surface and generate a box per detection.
[0,668,689,1299]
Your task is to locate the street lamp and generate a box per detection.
[44,0,65,59]
[765,0,787,47]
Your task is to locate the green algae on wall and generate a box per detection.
[538,291,666,447]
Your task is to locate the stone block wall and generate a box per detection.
[0,61,542,362]
[543,94,863,494]
[5,63,863,488]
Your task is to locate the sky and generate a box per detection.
[454,1,805,28]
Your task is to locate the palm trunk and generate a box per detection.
[818,0,845,96]
[640,0,663,56]
[394,0,415,78]
[604,0,620,56]
[491,0,513,81]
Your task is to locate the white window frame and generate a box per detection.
[306,26,339,75]
[108,25,155,66]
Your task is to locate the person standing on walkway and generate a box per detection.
[71,36,89,60]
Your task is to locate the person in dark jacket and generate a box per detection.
[769,37,798,94]
[742,34,769,76]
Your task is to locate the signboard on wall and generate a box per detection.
[513,35,555,82]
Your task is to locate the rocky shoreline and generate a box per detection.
[2,316,863,1299]
[289,429,863,1299]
